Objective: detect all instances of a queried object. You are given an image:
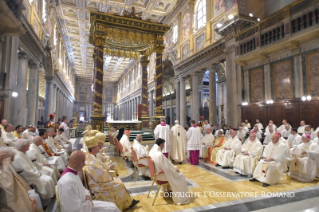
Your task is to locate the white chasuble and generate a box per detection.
[216,136,241,167]
[12,151,55,199]
[233,139,263,175]
[154,124,172,154]
[151,144,189,205]
[290,142,319,182]
[253,141,290,185]
[199,133,215,158]
[170,124,187,162]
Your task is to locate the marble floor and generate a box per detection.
[69,139,319,212]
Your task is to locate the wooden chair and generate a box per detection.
[117,141,130,161]
[131,147,149,182]
[147,157,170,206]
[82,168,96,200]
[55,185,61,212]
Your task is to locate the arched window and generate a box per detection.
[196,0,206,30]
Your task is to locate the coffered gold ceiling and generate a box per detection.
[56,0,178,82]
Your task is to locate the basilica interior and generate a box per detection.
[1,0,319,211]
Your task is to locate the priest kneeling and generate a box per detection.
[57,150,120,212]
[250,134,290,187]
[150,138,190,205]
[233,133,263,176]
[83,131,139,211]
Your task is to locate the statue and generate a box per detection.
[73,112,79,128]
[82,125,93,152]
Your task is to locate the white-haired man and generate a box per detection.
[216,130,242,168]
[290,134,319,182]
[170,120,187,164]
[12,139,55,199]
[264,127,275,145]
[203,120,211,135]
[250,134,290,187]
[199,128,215,159]
[1,124,17,147]
[0,147,43,211]
[233,133,263,176]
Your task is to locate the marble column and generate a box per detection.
[140,55,149,128]
[294,53,303,97]
[91,43,104,132]
[27,62,39,126]
[209,65,217,125]
[191,73,200,121]
[44,76,54,123]
[52,84,57,114]
[180,77,186,127]
[175,78,180,122]
[154,52,164,118]
[149,91,154,119]
[13,52,28,126]
[225,41,240,127]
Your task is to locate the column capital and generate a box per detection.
[28,61,38,69]
[18,52,27,59]
[45,76,54,83]
[140,55,150,67]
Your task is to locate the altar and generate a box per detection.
[106,120,142,130]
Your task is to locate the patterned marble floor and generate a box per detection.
[69,139,319,212]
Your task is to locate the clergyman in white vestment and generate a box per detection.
[233,133,263,176]
[297,120,306,134]
[154,118,172,158]
[119,130,132,157]
[57,151,120,212]
[287,128,302,148]
[216,130,242,168]
[27,136,60,182]
[132,134,150,176]
[290,134,319,182]
[199,128,215,158]
[250,134,290,187]
[12,139,55,199]
[170,120,187,163]
[150,139,189,205]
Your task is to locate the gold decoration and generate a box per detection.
[95,67,103,74]
[96,57,103,63]
[95,78,103,85]
[155,95,162,101]
[154,73,163,80]
[123,7,142,20]
[93,102,102,109]
[94,90,103,98]
[155,84,162,90]
[142,94,148,99]
[89,11,170,59]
